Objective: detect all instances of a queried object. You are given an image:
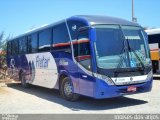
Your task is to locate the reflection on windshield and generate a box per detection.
[122,26,150,68]
[94,25,151,69]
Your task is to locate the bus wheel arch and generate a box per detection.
[59,74,68,89]
[59,74,80,101]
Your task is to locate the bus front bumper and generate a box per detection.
[94,78,153,99]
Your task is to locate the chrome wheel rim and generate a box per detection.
[64,81,73,96]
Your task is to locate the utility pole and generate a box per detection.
[132,0,137,22]
[132,0,134,21]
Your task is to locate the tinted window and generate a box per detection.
[39,28,52,52]
[67,20,87,40]
[95,26,123,57]
[7,41,12,55]
[74,30,91,70]
[74,31,90,57]
[19,37,27,54]
[28,33,38,53]
[52,23,69,45]
[148,34,160,46]
[11,39,19,55]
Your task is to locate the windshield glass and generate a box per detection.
[94,25,151,70]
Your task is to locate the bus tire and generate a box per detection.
[60,77,80,101]
[19,73,30,88]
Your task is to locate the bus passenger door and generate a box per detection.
[74,29,94,97]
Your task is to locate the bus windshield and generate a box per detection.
[94,25,151,70]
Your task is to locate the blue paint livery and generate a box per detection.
[7,15,153,99]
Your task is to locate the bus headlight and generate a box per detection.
[104,77,115,85]
[94,73,115,85]
[147,71,153,81]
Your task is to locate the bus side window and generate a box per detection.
[75,30,92,71]
[19,37,27,54]
[67,20,87,40]
[38,28,52,52]
[28,33,38,53]
[28,36,32,53]
[7,41,12,56]
[52,23,71,53]
[11,39,19,55]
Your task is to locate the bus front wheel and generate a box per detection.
[60,77,80,101]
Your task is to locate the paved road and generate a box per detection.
[0,79,159,114]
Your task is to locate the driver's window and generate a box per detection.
[74,30,92,71]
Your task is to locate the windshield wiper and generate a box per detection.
[114,36,127,77]
[126,38,145,71]
[114,32,145,77]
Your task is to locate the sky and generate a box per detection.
[0,0,160,38]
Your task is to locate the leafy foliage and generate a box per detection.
[0,31,8,57]
[0,32,7,50]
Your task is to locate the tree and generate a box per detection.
[0,31,8,58]
[0,31,9,71]
[0,31,4,49]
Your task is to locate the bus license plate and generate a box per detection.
[127,86,137,92]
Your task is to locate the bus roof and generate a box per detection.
[145,28,160,35]
[9,20,65,41]
[9,15,140,41]
[71,15,139,26]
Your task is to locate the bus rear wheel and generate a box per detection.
[60,77,80,101]
[19,73,30,88]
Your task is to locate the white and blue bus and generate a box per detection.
[7,15,153,101]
